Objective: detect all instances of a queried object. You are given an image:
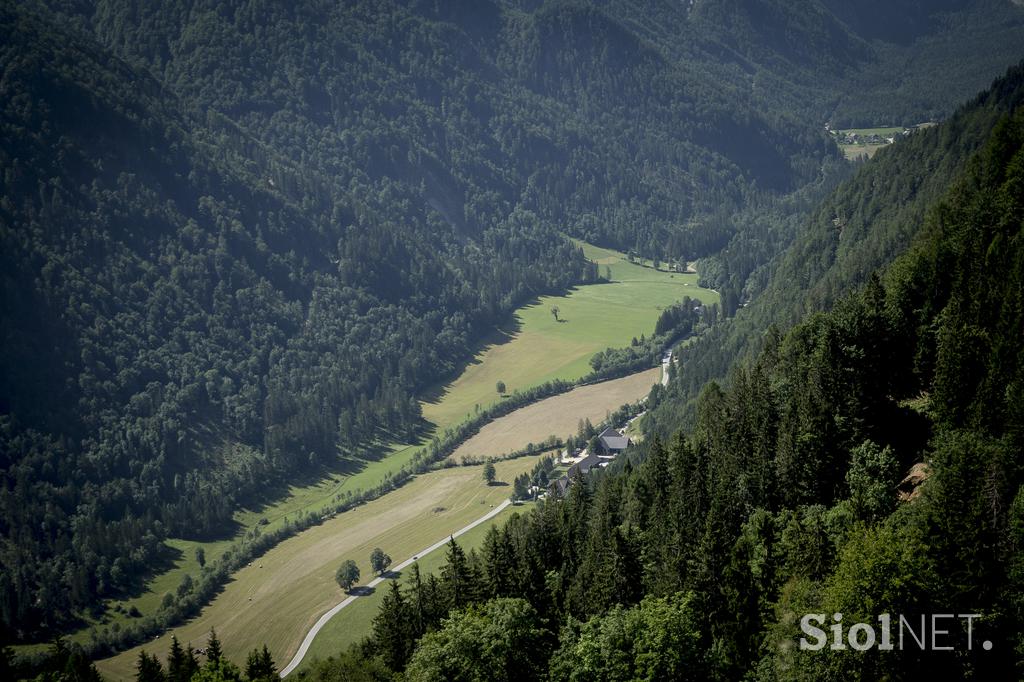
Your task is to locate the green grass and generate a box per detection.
[839,143,890,160]
[421,242,717,429]
[94,460,539,680]
[296,502,532,673]
[42,241,715,663]
[836,126,905,137]
[833,127,905,161]
[38,441,424,649]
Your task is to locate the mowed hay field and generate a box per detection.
[835,127,903,161]
[450,367,660,461]
[285,369,661,671]
[840,143,889,160]
[297,502,532,672]
[94,457,543,681]
[98,241,709,635]
[86,242,713,675]
[46,441,425,652]
[95,369,658,679]
[421,242,717,429]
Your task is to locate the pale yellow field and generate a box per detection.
[77,241,710,676]
[297,502,531,671]
[94,457,541,681]
[840,143,889,160]
[95,367,660,679]
[450,367,659,461]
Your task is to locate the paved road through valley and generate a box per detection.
[279,498,513,677]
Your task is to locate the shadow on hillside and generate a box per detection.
[419,314,524,406]
[231,435,431,526]
[88,542,188,609]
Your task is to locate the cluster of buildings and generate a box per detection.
[549,427,631,496]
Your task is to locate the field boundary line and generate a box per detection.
[279,499,513,677]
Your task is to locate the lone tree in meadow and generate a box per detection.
[370,547,392,575]
[484,462,497,485]
[336,559,360,592]
[550,305,560,321]
[496,380,506,395]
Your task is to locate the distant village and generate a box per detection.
[825,121,938,159]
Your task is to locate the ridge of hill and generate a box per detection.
[2,0,1023,655]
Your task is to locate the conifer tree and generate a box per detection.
[482,525,515,597]
[373,580,413,672]
[135,651,165,682]
[245,645,276,681]
[205,628,222,666]
[166,636,186,682]
[406,562,428,639]
[441,537,476,609]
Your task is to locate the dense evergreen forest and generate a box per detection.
[1,0,1023,669]
[295,63,1024,681]
[650,50,1024,436]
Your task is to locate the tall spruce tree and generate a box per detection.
[135,651,165,682]
[373,580,413,672]
[205,628,222,666]
[441,537,477,609]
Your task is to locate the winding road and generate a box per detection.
[279,498,514,677]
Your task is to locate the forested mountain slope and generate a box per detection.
[337,62,1024,681]
[647,59,1024,436]
[44,0,839,256]
[827,0,1024,125]
[0,3,589,639]
[2,0,1023,651]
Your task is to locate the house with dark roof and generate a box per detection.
[572,452,602,475]
[549,475,570,496]
[548,452,604,497]
[597,427,630,456]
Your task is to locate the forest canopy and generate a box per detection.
[2,0,1023,666]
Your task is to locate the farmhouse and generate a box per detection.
[572,452,602,475]
[596,427,630,457]
[548,452,603,496]
[550,476,570,496]
[548,426,634,497]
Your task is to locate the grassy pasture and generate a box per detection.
[70,242,716,671]
[296,501,532,672]
[95,458,542,680]
[839,143,890,160]
[833,126,906,161]
[421,242,716,428]
[96,361,660,678]
[837,126,904,137]
[51,442,424,649]
[448,367,659,462]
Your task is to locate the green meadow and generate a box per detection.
[296,502,532,673]
[836,126,905,137]
[61,242,715,666]
[420,242,717,428]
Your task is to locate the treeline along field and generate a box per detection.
[282,61,1024,682]
[2,0,1024,669]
